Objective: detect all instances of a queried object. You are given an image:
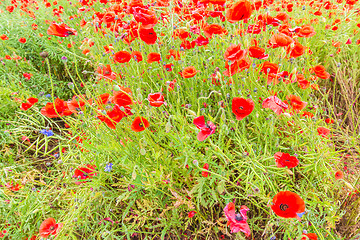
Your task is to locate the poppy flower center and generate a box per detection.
[139,123,144,128]
[235,213,244,221]
[49,226,55,230]
[279,203,289,211]
[239,106,244,110]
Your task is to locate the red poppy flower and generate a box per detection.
[301,233,318,240]
[202,24,228,39]
[297,24,316,38]
[271,191,305,220]
[0,34,9,40]
[47,22,77,37]
[274,152,299,168]
[21,102,33,111]
[188,211,197,218]
[223,58,251,76]
[97,65,117,81]
[225,0,253,23]
[335,171,344,180]
[193,116,216,141]
[297,74,310,89]
[132,6,158,29]
[41,98,73,118]
[269,33,294,48]
[232,97,254,120]
[224,44,247,62]
[317,127,330,138]
[310,65,330,79]
[21,97,38,111]
[98,104,128,129]
[148,92,165,107]
[131,51,143,62]
[224,202,251,236]
[39,218,63,238]
[261,62,279,75]
[248,46,268,59]
[131,116,150,132]
[19,37,27,43]
[6,5,15,12]
[179,66,198,78]
[201,163,210,177]
[289,40,306,58]
[114,51,132,63]
[262,96,288,115]
[286,95,307,111]
[139,27,157,45]
[112,89,133,108]
[67,95,91,113]
[96,93,110,106]
[147,52,161,63]
[325,118,334,124]
[73,164,97,185]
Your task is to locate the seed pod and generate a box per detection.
[39,51,49,59]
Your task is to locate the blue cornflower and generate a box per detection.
[105,163,113,172]
[40,129,54,137]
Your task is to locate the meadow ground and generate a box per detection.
[0,0,360,239]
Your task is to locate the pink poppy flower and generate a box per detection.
[193,116,216,141]
[262,96,288,115]
[224,202,251,237]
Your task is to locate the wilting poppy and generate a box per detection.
[224,202,251,236]
[47,22,77,37]
[73,164,97,185]
[274,152,299,168]
[139,27,157,45]
[147,52,161,63]
[193,116,216,141]
[232,97,254,120]
[148,92,165,107]
[179,66,198,78]
[39,218,63,238]
[317,127,330,138]
[335,170,344,180]
[226,0,253,23]
[286,95,307,111]
[271,191,305,220]
[301,233,318,240]
[131,116,150,132]
[224,44,247,62]
[262,96,288,115]
[114,51,132,63]
[310,65,330,79]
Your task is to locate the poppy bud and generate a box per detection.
[40,51,49,59]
